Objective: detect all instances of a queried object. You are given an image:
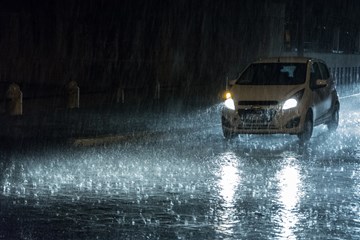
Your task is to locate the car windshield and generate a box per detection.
[236,63,307,85]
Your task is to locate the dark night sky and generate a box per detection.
[0,0,359,98]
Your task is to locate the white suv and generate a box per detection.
[221,57,340,141]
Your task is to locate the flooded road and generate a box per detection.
[1,94,360,240]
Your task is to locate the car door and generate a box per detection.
[317,62,333,112]
[310,62,329,120]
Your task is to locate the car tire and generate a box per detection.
[222,126,236,139]
[327,104,339,132]
[297,112,313,142]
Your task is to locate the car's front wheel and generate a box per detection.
[222,126,237,139]
[327,103,339,132]
[221,116,237,139]
[297,112,313,142]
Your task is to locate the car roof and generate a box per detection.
[253,57,323,64]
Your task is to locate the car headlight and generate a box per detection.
[223,91,235,110]
[282,98,298,110]
[224,98,235,110]
[282,89,304,110]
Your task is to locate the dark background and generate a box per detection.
[0,0,359,106]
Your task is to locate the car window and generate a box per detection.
[236,63,306,85]
[318,62,330,79]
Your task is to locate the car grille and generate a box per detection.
[238,101,278,106]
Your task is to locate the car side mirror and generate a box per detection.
[312,79,327,89]
[315,79,327,88]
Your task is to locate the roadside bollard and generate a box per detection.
[116,87,125,104]
[5,83,22,116]
[66,80,79,109]
[154,80,160,100]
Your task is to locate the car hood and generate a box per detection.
[231,84,304,102]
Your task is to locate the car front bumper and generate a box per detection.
[221,106,304,135]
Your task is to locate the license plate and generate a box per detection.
[246,113,263,121]
[240,113,263,122]
[239,109,275,123]
[241,113,272,123]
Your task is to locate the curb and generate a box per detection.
[70,131,167,147]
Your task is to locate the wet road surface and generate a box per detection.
[0,93,360,239]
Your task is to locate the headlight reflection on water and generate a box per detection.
[215,151,241,236]
[276,159,303,240]
[352,147,360,224]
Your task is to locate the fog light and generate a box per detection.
[225,92,232,99]
[286,117,300,128]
